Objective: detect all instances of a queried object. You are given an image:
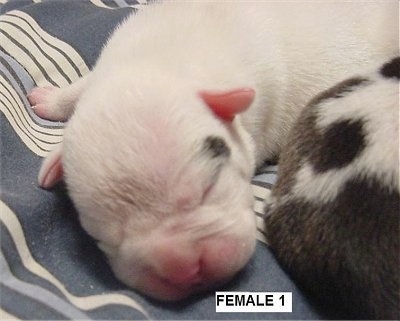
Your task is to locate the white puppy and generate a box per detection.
[28,1,397,301]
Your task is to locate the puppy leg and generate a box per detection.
[28,74,90,121]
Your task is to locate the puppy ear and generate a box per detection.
[199,87,255,122]
[38,143,64,189]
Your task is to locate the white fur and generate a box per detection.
[29,1,398,301]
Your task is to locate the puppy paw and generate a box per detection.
[28,86,69,121]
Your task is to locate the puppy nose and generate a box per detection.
[164,263,202,285]
[152,240,203,285]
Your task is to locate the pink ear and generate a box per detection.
[38,144,64,189]
[199,87,255,122]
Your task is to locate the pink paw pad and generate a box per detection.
[28,86,56,105]
[28,86,58,120]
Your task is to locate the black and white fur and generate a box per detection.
[28,1,398,302]
[265,57,400,320]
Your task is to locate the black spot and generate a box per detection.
[310,77,370,107]
[203,136,230,159]
[311,119,366,172]
[380,57,400,80]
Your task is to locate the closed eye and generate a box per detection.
[201,182,215,204]
[200,162,225,205]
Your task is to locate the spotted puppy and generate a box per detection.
[265,57,400,320]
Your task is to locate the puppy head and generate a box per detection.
[51,73,257,300]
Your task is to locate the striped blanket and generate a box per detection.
[0,1,324,319]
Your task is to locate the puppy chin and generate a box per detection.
[110,263,219,301]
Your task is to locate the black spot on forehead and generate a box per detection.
[380,57,400,80]
[309,77,370,107]
[203,136,230,159]
[311,119,366,173]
